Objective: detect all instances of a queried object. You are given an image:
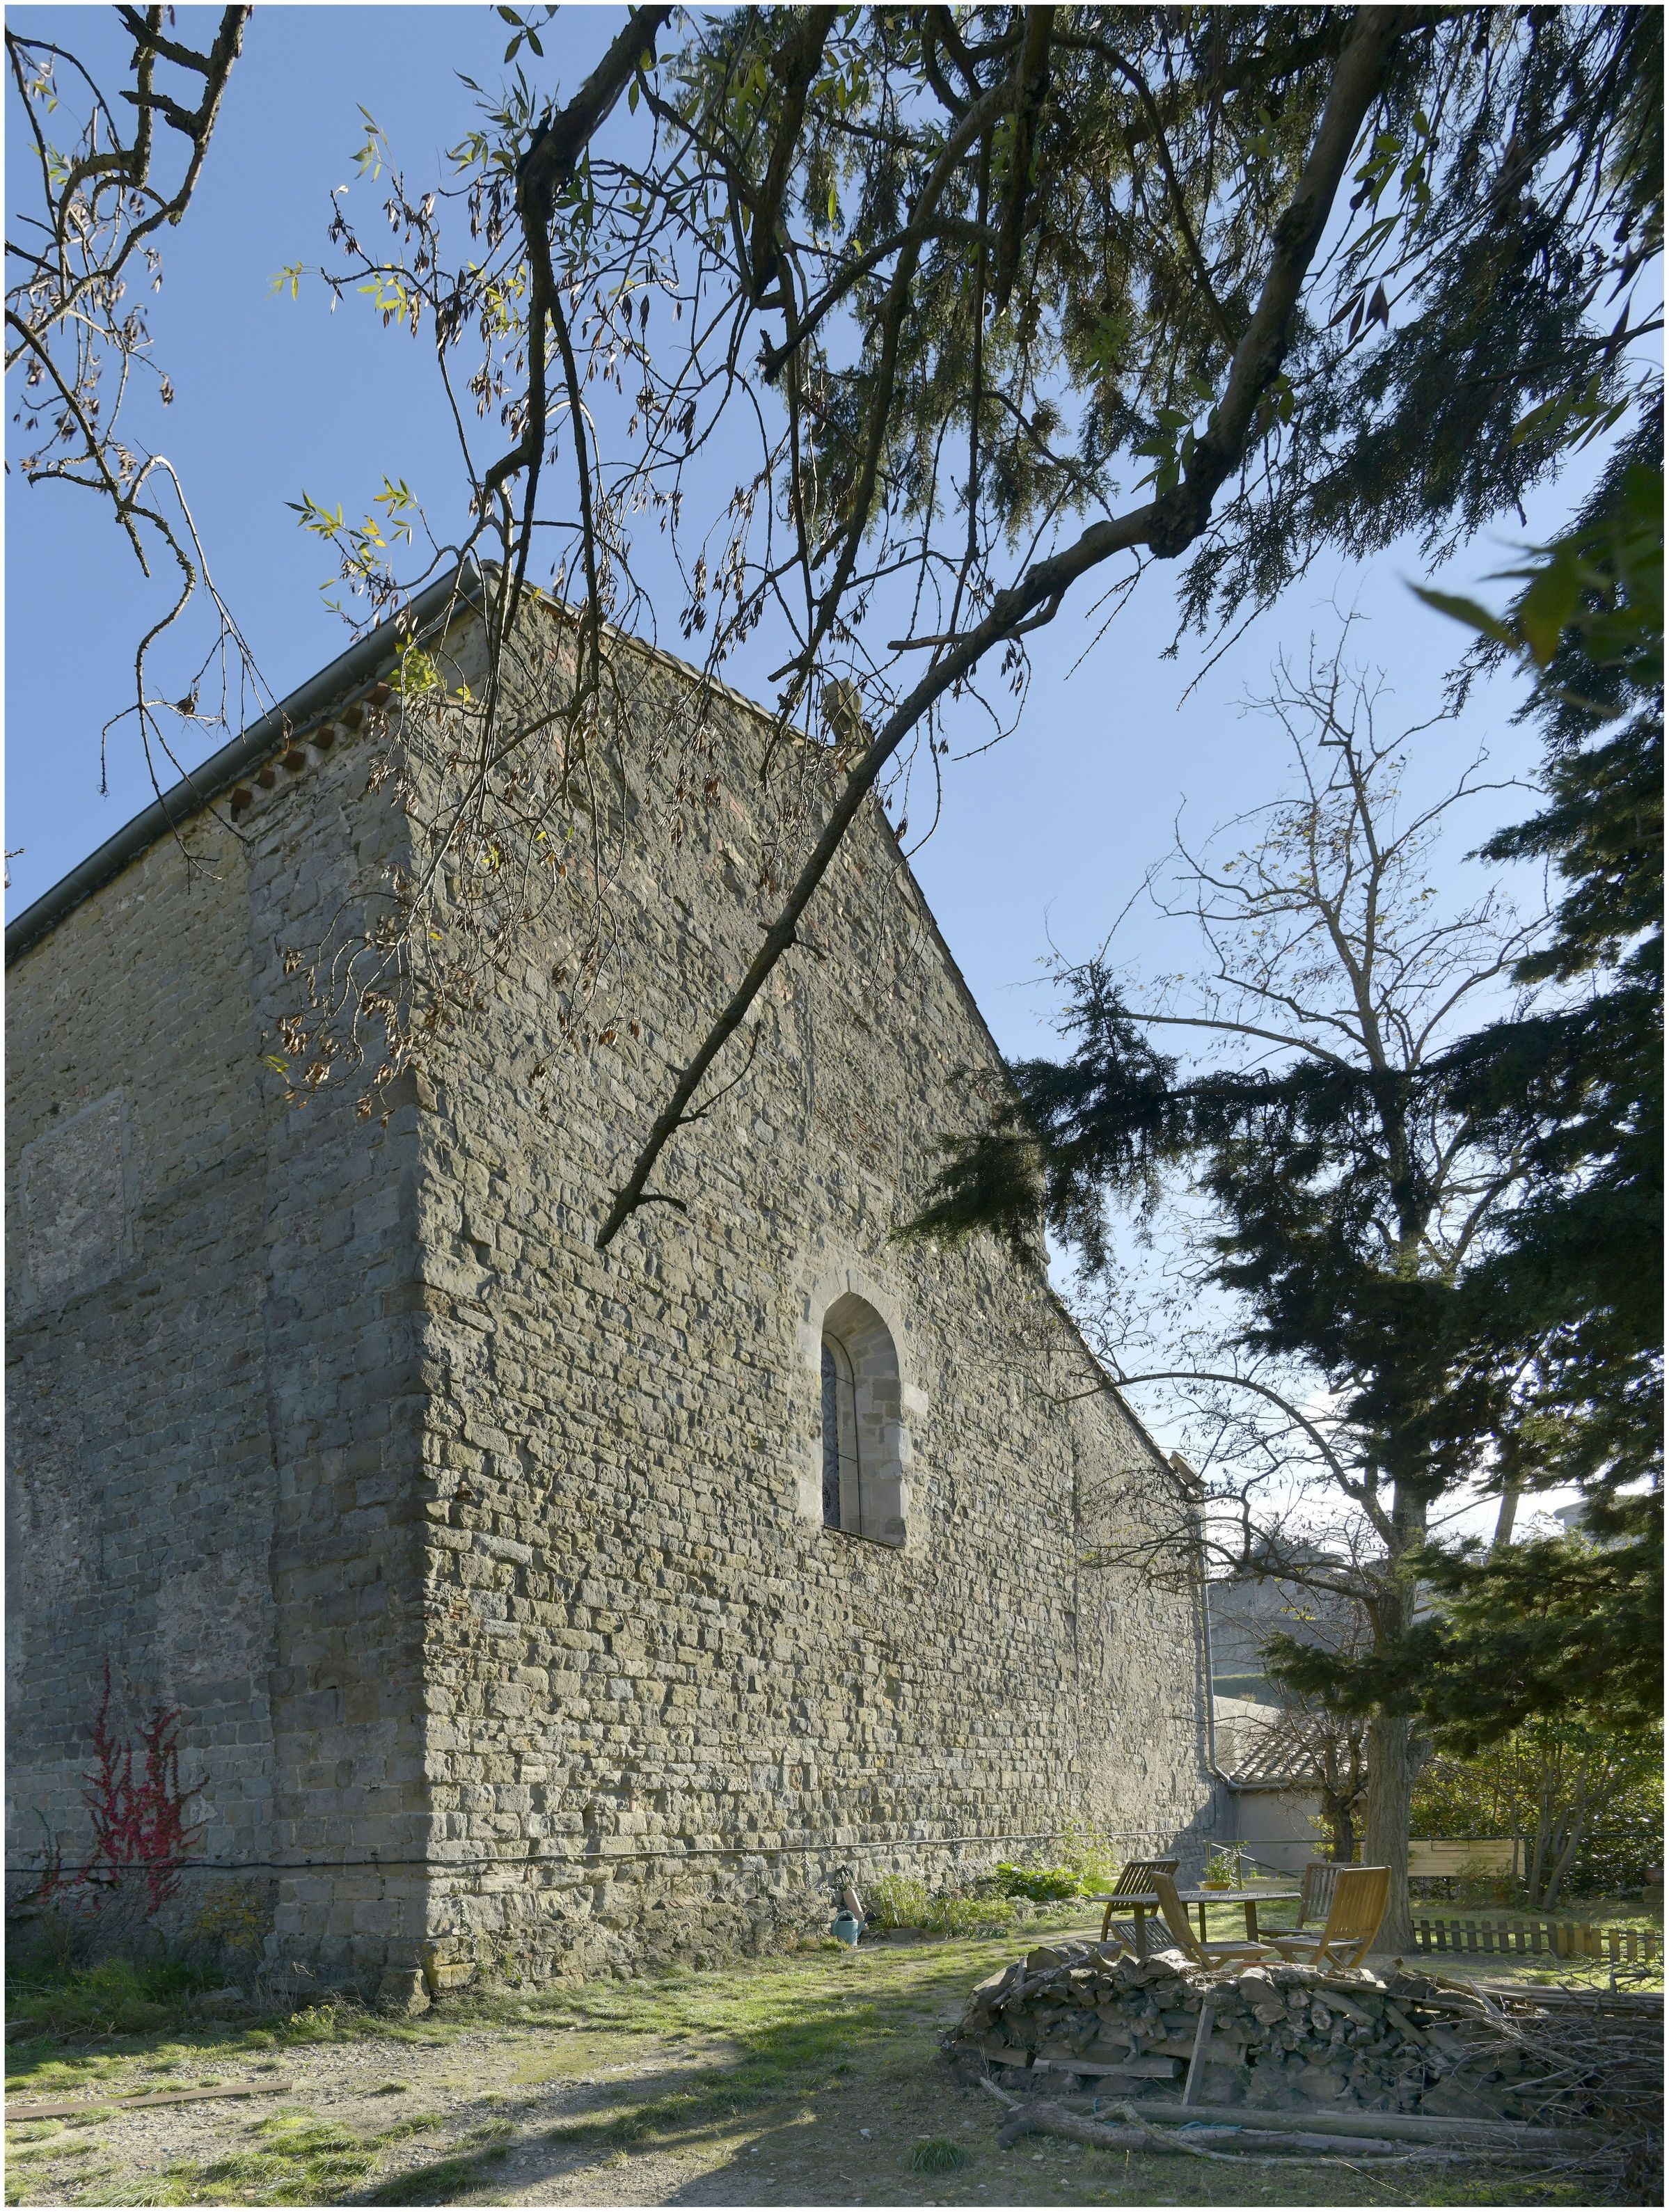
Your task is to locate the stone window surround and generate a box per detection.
[793,1259,927,1551]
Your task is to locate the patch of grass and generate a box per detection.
[910,2136,969,2172]
[3,1966,413,2119]
[362,2122,516,2206]
[70,2103,452,2209]
[376,2110,445,2142]
[546,2085,710,2150]
[200,2111,381,2202]
[4,1957,217,2041]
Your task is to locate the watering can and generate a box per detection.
[829,1872,865,1945]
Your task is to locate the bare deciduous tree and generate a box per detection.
[915,631,1556,1946]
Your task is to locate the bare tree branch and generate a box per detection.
[595,6,1405,1244]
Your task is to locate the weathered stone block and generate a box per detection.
[376,1967,431,2017]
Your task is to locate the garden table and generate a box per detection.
[1089,1884,1300,1958]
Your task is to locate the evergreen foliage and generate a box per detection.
[1310,448,1663,1744]
[908,462,1662,1773]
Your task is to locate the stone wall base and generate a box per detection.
[418,1865,838,1990]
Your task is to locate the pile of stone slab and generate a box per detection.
[943,1938,1542,2120]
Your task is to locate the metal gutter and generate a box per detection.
[1182,1456,1238,1796]
[1201,1572,1237,1792]
[6,569,487,967]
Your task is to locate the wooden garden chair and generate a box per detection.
[1149,1870,1281,1966]
[1267,1865,1391,1970]
[1096,1856,1178,1954]
[1295,1858,1340,1930]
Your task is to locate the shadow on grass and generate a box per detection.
[358,1943,992,2203]
[6,1930,1626,2209]
[360,2119,518,2205]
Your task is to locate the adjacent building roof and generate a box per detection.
[1212,1694,1328,1790]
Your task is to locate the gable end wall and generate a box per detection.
[397,613,1221,1982]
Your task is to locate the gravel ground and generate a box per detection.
[6,1925,1635,2209]
[7,2016,1029,2208]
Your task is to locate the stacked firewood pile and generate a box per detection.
[942,1938,1596,2121]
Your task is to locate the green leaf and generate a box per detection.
[1517,542,1583,665]
[1409,585,1517,649]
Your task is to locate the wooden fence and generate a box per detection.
[1411,1916,1661,1964]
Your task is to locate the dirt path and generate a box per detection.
[7,1999,1105,2209]
[5,1925,1615,2208]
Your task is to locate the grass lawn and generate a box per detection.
[7,1911,1648,2207]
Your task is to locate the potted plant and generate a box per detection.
[1201,1844,1244,1892]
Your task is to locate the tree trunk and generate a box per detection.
[1324,1797,1358,1863]
[1527,1777,1556,1906]
[1541,1822,1583,1913]
[1540,1772,1588,1911]
[1489,1478,1521,1553]
[1363,1711,1416,1951]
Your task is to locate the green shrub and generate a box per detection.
[1049,1822,1129,1896]
[862,1874,931,1930]
[861,1874,1017,1936]
[919,1895,1011,1938]
[992,1862,1079,1903]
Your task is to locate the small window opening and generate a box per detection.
[816,1293,906,1547]
[821,1334,860,1531]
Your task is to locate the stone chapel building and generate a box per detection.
[6,576,1222,1998]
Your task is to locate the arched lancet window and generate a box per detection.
[817,1293,906,1547]
[821,1334,859,1531]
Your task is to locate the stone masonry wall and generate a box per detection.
[6,809,278,1903]
[393,607,1223,1985]
[8,601,1224,1990]
[7,664,443,1982]
[237,704,436,1984]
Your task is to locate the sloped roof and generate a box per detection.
[1214,1695,1326,1789]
